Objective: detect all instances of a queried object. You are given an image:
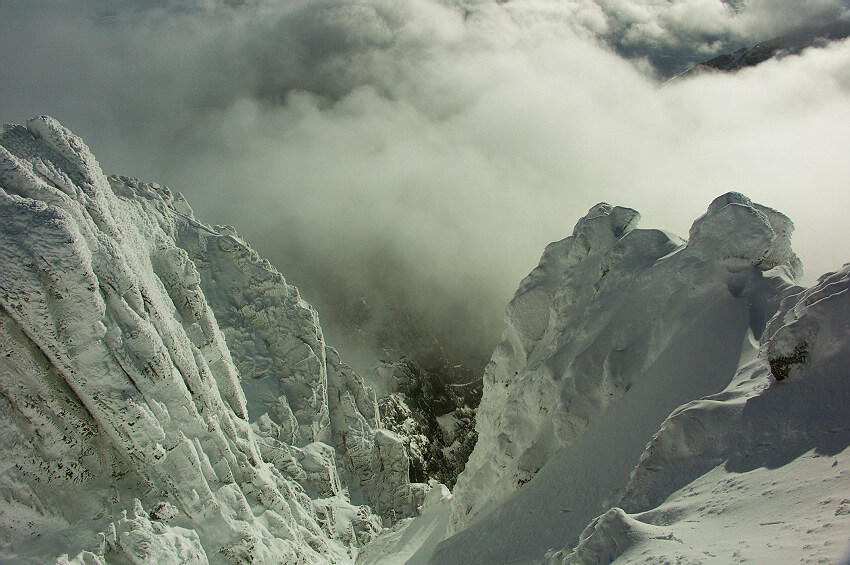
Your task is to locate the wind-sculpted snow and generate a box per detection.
[438,193,805,563]
[0,117,422,564]
[619,264,850,515]
[550,264,850,564]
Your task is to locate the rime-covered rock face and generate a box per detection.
[448,194,802,540]
[119,173,423,523]
[0,117,422,564]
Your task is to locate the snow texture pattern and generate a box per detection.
[0,117,423,565]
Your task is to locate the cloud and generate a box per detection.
[584,0,850,72]
[2,0,850,371]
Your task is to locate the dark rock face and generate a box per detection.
[376,358,481,489]
[675,21,850,79]
[769,341,810,381]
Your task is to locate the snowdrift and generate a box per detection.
[556,264,850,564]
[0,117,425,564]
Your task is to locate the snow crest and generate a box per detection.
[440,194,804,562]
[0,117,422,564]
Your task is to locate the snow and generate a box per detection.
[435,413,459,441]
[0,117,422,564]
[433,293,757,564]
[426,195,847,563]
[356,484,452,565]
[555,449,850,564]
[448,195,798,541]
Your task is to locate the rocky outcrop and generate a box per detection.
[373,359,480,489]
[674,20,850,79]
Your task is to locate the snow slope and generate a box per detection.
[0,117,422,564]
[356,484,453,565]
[449,195,799,534]
[426,194,848,563]
[554,264,850,564]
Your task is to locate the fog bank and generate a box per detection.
[3,0,849,370]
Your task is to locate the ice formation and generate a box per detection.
[0,117,424,564]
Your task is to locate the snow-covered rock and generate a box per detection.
[450,195,798,529]
[436,194,822,563]
[148,179,423,522]
[0,117,421,564]
[4,116,847,565]
[356,483,453,565]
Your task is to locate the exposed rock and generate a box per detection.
[673,20,850,79]
[372,358,481,489]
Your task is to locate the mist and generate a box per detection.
[3,0,850,372]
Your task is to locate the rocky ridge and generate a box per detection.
[372,358,480,489]
[674,20,850,79]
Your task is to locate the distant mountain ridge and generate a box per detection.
[676,20,850,79]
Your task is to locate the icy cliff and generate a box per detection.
[0,117,423,564]
[431,194,849,563]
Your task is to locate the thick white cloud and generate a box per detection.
[2,0,849,368]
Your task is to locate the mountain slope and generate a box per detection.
[555,264,850,564]
[674,20,850,79]
[448,195,799,536]
[2,117,848,565]
[0,117,423,564]
[427,194,849,563]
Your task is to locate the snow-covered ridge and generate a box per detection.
[553,263,850,564]
[0,117,423,564]
[449,194,801,535]
[432,192,849,563]
[2,116,847,565]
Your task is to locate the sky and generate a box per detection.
[2,0,850,372]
